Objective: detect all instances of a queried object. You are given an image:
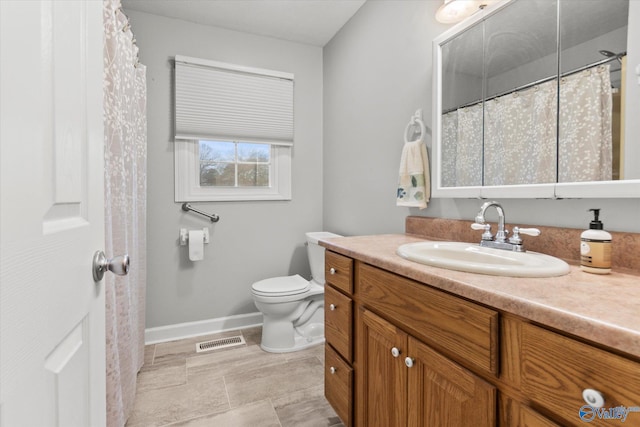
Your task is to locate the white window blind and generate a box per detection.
[174,55,294,146]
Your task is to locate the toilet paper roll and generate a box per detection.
[188,230,204,261]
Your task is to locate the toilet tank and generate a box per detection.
[306,231,342,285]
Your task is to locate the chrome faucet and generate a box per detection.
[475,201,507,243]
[472,201,541,252]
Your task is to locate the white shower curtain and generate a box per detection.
[441,65,612,186]
[558,65,613,182]
[456,104,483,186]
[484,78,557,186]
[440,105,483,187]
[103,0,147,426]
[440,110,458,187]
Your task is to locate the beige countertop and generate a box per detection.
[320,234,640,359]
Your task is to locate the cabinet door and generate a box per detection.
[358,309,408,427]
[407,337,497,427]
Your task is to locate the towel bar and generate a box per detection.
[181,203,220,222]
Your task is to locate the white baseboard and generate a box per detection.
[144,312,263,345]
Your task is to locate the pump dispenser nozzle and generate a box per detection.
[588,208,603,230]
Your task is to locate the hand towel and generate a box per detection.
[397,140,431,209]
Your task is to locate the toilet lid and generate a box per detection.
[251,274,311,297]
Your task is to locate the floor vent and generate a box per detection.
[196,335,246,353]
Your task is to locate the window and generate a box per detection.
[199,141,271,188]
[174,56,293,202]
[175,139,291,202]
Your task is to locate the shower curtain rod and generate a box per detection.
[442,52,626,115]
[115,6,141,68]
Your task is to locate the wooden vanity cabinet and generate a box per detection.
[323,251,640,427]
[324,251,354,426]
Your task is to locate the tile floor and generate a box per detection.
[127,326,343,427]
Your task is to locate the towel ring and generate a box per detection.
[404,114,425,144]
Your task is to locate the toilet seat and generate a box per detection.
[251,274,310,297]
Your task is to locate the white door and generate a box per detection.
[1,1,107,426]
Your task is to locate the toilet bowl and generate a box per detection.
[251,231,342,353]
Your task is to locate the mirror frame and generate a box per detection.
[431,0,640,199]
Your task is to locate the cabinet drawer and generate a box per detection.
[500,395,562,427]
[521,323,640,427]
[325,251,353,294]
[325,344,352,427]
[325,284,353,362]
[357,262,499,374]
[520,407,561,427]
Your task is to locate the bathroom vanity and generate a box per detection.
[321,222,640,427]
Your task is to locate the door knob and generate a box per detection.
[93,251,130,282]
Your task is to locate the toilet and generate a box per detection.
[251,231,342,353]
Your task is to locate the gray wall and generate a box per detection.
[133,1,639,330]
[127,10,323,329]
[323,1,447,236]
[323,0,640,234]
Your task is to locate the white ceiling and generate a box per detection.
[122,0,367,47]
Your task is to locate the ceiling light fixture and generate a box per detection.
[435,0,499,25]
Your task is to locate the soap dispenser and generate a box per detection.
[580,209,612,274]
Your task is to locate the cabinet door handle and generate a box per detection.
[391,347,401,358]
[329,303,336,311]
[582,388,605,408]
[329,267,336,275]
[405,357,415,368]
[330,366,337,374]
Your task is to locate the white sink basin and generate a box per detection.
[396,241,570,278]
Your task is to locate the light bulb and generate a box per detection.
[435,0,481,24]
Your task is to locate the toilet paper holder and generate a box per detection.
[179,228,210,246]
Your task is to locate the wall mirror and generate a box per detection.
[433,0,640,198]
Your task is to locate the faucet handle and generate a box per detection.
[508,226,541,245]
[471,223,493,241]
[517,227,541,237]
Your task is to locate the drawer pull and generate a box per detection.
[391,347,401,358]
[405,357,415,368]
[329,303,336,311]
[330,366,337,374]
[329,267,336,275]
[582,389,605,408]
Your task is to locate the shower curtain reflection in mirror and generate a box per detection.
[441,64,613,187]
